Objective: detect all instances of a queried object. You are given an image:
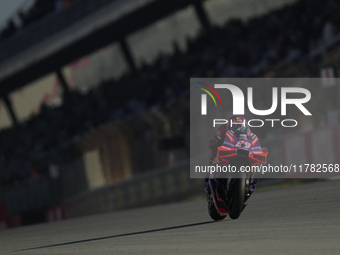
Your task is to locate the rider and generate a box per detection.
[204,115,268,194]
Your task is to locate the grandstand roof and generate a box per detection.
[0,0,196,96]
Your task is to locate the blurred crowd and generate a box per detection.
[0,0,73,42]
[1,0,340,185]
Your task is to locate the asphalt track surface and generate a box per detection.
[1,180,340,255]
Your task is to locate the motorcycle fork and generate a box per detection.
[227,177,252,204]
[244,178,252,203]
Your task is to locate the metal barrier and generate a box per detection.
[63,161,202,218]
[1,178,50,215]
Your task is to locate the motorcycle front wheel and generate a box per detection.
[228,177,246,219]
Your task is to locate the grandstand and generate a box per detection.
[1,0,340,227]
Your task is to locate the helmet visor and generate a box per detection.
[229,116,247,135]
[230,122,246,132]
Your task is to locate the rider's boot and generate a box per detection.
[249,178,258,193]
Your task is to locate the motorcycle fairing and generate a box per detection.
[218,131,267,165]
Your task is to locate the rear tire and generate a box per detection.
[228,178,246,219]
[207,194,226,221]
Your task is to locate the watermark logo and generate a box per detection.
[196,82,222,115]
[198,83,312,128]
[199,84,312,116]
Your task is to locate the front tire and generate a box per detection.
[228,178,246,219]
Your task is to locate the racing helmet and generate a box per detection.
[227,115,250,136]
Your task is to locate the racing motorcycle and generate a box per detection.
[207,132,268,220]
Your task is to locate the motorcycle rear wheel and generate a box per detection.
[207,194,226,221]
